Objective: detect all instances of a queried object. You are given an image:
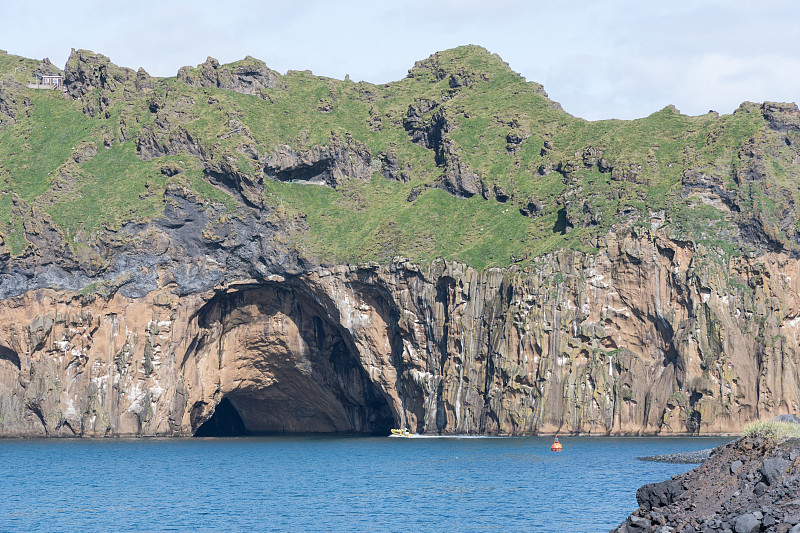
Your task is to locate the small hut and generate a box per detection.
[28,74,63,90]
[40,75,63,88]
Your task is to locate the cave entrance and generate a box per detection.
[190,284,398,437]
[193,368,395,438]
[194,397,246,437]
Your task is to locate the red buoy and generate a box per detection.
[551,435,562,452]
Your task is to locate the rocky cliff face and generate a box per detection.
[3,230,800,437]
[2,47,800,437]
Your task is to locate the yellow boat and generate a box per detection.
[390,428,412,437]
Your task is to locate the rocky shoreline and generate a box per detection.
[638,448,722,465]
[615,437,800,533]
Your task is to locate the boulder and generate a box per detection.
[176,56,279,95]
[636,479,682,511]
[733,513,760,533]
[761,457,790,486]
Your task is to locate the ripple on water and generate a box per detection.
[0,436,730,532]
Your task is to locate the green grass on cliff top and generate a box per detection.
[266,176,544,268]
[0,46,793,268]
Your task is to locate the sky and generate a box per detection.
[2,0,799,120]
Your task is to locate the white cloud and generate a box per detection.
[542,50,800,120]
[1,0,798,120]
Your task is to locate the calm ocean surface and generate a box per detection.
[0,435,730,532]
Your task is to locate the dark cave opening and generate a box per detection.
[194,397,247,437]
[190,284,399,437]
[265,159,332,184]
[194,388,395,437]
[0,345,20,369]
[553,207,572,235]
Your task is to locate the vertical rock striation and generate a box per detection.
[2,232,800,437]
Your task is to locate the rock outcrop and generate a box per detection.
[63,49,136,116]
[403,100,485,198]
[264,136,376,187]
[614,437,800,533]
[4,228,800,436]
[0,84,18,127]
[177,56,280,95]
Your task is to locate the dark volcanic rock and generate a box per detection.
[136,125,205,161]
[135,67,152,91]
[636,479,682,511]
[505,130,528,153]
[615,437,800,533]
[761,457,790,485]
[520,197,543,217]
[0,172,309,301]
[403,102,484,198]
[63,49,135,101]
[734,512,761,533]
[437,139,484,198]
[379,150,403,181]
[204,155,264,208]
[177,56,279,95]
[761,102,800,133]
[263,137,374,188]
[0,85,17,126]
[618,515,652,533]
[638,447,717,464]
[34,57,61,78]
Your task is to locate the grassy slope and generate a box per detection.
[0,46,796,269]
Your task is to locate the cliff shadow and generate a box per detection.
[194,397,246,437]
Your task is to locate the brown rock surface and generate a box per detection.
[2,233,800,437]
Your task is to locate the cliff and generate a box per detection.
[0,46,799,436]
[4,236,800,437]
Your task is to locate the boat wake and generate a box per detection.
[388,434,508,439]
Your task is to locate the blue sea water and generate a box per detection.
[0,435,730,532]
